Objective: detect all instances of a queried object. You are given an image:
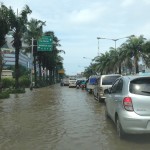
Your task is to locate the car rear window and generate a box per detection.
[129,77,150,96]
[102,76,121,85]
[89,78,97,85]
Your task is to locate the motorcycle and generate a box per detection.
[76,84,80,89]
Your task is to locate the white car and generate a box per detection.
[69,78,76,88]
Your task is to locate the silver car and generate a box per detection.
[105,75,150,138]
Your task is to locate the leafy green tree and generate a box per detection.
[122,35,146,73]
[24,18,45,87]
[40,31,64,84]
[0,3,14,90]
[94,51,111,74]
[11,5,32,88]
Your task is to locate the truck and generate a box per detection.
[86,75,99,94]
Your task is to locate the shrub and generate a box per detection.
[19,76,30,88]
[1,78,14,88]
[0,91,10,99]
[9,88,25,94]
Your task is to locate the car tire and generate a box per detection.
[98,95,103,103]
[116,116,125,139]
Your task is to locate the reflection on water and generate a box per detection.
[0,85,150,150]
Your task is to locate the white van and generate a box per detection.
[93,74,121,102]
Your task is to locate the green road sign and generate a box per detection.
[37,36,53,51]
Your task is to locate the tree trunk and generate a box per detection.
[134,57,139,74]
[135,61,139,74]
[15,48,20,89]
[118,64,122,74]
[38,58,42,81]
[33,55,37,87]
[0,50,2,92]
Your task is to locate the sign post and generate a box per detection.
[37,36,53,51]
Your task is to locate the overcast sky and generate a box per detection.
[2,0,150,75]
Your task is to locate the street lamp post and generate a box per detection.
[97,37,100,56]
[97,35,134,50]
[97,36,133,74]
[83,57,92,60]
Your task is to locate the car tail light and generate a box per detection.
[123,97,134,111]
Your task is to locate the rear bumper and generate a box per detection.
[69,84,76,87]
[119,111,150,134]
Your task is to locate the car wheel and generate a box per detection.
[116,117,125,139]
[98,95,103,103]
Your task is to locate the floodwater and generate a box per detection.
[0,84,150,150]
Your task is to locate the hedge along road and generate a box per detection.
[0,84,150,150]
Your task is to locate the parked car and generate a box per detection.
[93,74,121,102]
[105,75,150,138]
[63,78,69,86]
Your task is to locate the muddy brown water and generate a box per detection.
[0,84,150,150]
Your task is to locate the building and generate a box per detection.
[1,35,31,69]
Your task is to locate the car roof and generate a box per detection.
[122,75,150,81]
[100,74,121,77]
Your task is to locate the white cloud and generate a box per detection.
[135,23,150,39]
[70,9,96,24]
[121,0,136,7]
[69,4,106,25]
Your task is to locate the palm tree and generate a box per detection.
[0,3,14,90]
[94,51,112,74]
[122,35,146,74]
[11,5,32,89]
[83,63,96,78]
[109,47,121,73]
[42,31,64,84]
[119,45,133,74]
[24,18,45,87]
[141,40,150,69]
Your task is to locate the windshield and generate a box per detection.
[102,75,121,85]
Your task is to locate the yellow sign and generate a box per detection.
[58,69,64,74]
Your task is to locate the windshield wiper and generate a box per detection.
[141,91,150,94]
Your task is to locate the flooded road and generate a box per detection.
[0,84,150,150]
